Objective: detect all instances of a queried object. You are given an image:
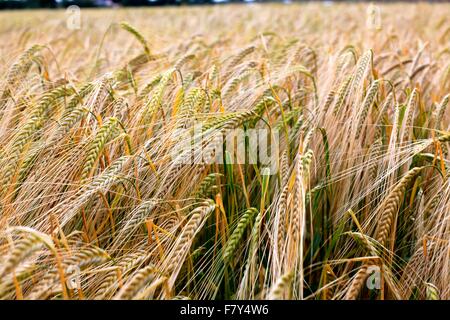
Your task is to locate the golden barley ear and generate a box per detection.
[94,250,147,299]
[375,166,423,245]
[355,80,379,139]
[268,270,294,300]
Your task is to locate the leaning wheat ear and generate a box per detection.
[345,167,423,300]
[225,45,255,70]
[333,75,353,115]
[0,45,44,111]
[120,22,151,56]
[355,80,379,139]
[344,263,373,300]
[64,82,93,113]
[81,117,120,181]
[399,88,418,142]
[434,94,449,130]
[351,50,373,93]
[0,227,55,279]
[223,208,258,263]
[94,250,147,299]
[375,166,423,245]
[141,68,175,124]
[1,87,74,196]
[0,234,43,279]
[63,246,110,270]
[114,264,156,300]
[164,200,216,292]
[268,270,294,300]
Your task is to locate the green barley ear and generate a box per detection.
[425,282,440,300]
[223,208,258,263]
[209,64,219,84]
[202,112,240,132]
[179,87,206,124]
[301,149,314,169]
[375,166,423,245]
[193,173,223,199]
[32,86,75,120]
[81,117,120,181]
[120,22,151,56]
[244,207,263,294]
[202,109,258,134]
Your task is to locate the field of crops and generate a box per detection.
[0,3,449,300]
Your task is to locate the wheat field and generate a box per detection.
[0,3,449,300]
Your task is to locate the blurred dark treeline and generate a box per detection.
[0,0,447,10]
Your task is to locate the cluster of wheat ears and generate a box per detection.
[0,3,449,300]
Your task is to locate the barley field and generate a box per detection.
[0,3,449,300]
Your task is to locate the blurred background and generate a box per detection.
[1,0,447,10]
